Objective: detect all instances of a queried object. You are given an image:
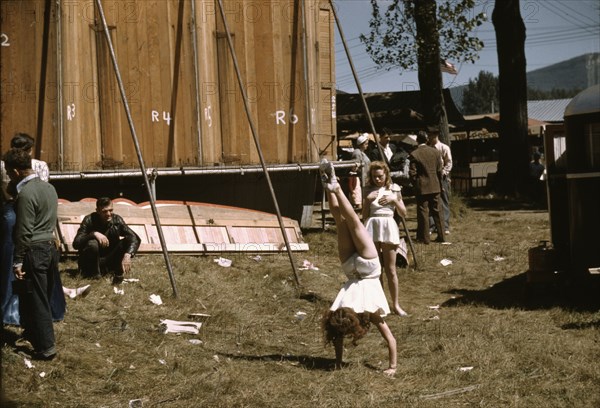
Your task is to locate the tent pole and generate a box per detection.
[330,0,418,269]
[300,0,316,162]
[190,0,204,165]
[216,0,302,288]
[95,0,179,297]
[56,0,65,171]
[35,0,52,158]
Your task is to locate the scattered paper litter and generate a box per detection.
[458,366,474,372]
[24,358,35,369]
[252,255,262,262]
[149,294,163,305]
[213,355,220,363]
[39,372,46,377]
[295,311,307,321]
[493,256,505,262]
[113,287,125,295]
[160,319,202,334]
[123,278,140,283]
[214,257,232,267]
[129,399,143,408]
[158,359,166,365]
[428,305,440,310]
[441,242,452,245]
[95,343,101,348]
[189,339,203,345]
[299,260,319,270]
[440,258,453,267]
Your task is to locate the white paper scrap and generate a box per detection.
[493,256,505,262]
[39,372,46,378]
[252,255,262,262]
[129,399,143,408]
[299,260,319,270]
[295,311,307,321]
[160,319,202,334]
[24,358,35,369]
[113,287,125,295]
[214,257,232,267]
[428,305,440,310]
[124,278,140,283]
[189,339,203,345]
[458,366,474,372]
[440,258,453,266]
[149,294,163,305]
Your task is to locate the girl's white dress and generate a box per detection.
[330,253,390,317]
[364,185,401,246]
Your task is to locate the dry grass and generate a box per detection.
[2,197,599,408]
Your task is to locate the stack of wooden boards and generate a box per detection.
[56,199,308,254]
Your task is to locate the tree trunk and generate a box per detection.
[414,0,450,144]
[492,0,530,197]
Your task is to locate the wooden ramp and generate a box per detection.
[57,199,308,254]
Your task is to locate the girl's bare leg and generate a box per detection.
[321,160,377,260]
[380,244,407,316]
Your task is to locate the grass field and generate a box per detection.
[2,197,599,408]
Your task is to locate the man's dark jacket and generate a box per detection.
[73,212,141,255]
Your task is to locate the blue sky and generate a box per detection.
[334,0,600,93]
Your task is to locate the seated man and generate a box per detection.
[73,197,141,284]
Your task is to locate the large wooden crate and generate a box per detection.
[0,0,337,171]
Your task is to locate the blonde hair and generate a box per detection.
[367,161,392,188]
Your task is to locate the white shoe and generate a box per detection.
[319,159,338,192]
[68,284,92,299]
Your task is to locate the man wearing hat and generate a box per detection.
[426,127,452,234]
[408,131,445,244]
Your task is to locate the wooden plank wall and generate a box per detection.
[0,0,336,170]
[0,0,59,163]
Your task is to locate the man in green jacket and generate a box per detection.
[4,148,58,360]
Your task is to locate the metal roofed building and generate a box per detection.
[527,99,572,123]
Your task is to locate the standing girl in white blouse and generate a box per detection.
[363,161,408,316]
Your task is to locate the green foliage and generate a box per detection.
[360,0,485,71]
[461,70,582,114]
[461,71,499,115]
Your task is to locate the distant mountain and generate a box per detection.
[527,53,599,92]
[449,53,600,111]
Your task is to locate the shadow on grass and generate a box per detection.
[442,272,600,312]
[467,197,547,212]
[216,351,338,371]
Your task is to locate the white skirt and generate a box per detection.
[365,216,401,246]
[330,278,390,317]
